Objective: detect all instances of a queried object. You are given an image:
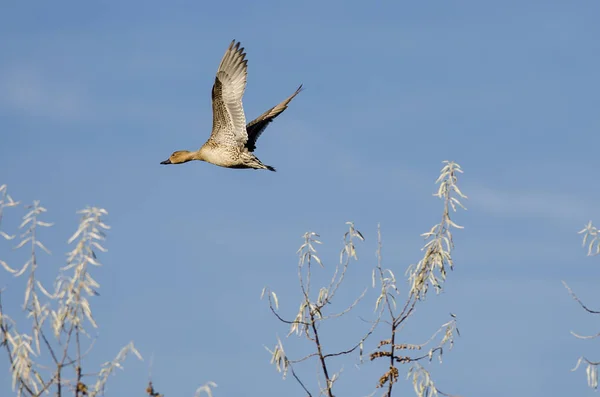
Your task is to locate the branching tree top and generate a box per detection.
[263,161,467,397]
[0,185,141,397]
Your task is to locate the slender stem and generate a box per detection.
[563,281,600,314]
[268,302,309,326]
[309,309,333,397]
[289,363,312,397]
[75,326,82,397]
[0,293,36,396]
[386,322,396,397]
[57,364,62,397]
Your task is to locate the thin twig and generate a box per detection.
[323,315,380,359]
[0,292,37,396]
[563,280,600,314]
[268,301,309,326]
[290,362,313,397]
[309,306,334,397]
[436,387,464,397]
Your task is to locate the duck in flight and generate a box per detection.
[160,40,302,172]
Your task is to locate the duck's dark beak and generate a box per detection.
[160,159,172,165]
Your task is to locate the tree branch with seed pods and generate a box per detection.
[263,222,377,397]
[370,161,466,397]
[262,161,467,397]
[0,184,222,397]
[563,220,600,390]
[0,185,142,397]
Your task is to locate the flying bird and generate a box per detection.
[160,40,302,172]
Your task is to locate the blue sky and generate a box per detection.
[1,1,600,396]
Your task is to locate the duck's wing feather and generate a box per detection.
[208,40,248,147]
[245,85,303,152]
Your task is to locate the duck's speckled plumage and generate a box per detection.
[161,40,302,172]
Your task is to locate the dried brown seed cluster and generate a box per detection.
[377,366,399,388]
[146,381,163,397]
[370,351,391,360]
[76,382,88,396]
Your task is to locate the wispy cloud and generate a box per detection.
[0,67,91,122]
[469,185,595,224]
[0,65,198,131]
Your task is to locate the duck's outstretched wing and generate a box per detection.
[245,85,303,152]
[209,40,249,147]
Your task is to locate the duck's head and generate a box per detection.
[160,150,193,165]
